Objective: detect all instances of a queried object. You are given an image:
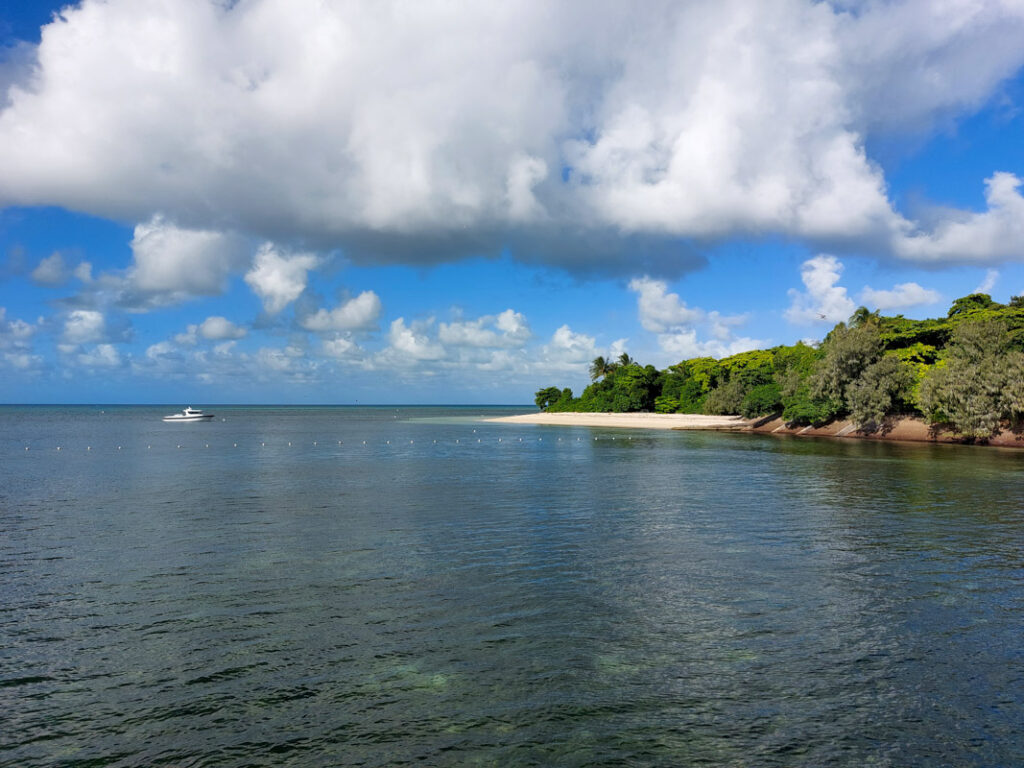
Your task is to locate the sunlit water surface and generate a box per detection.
[1,405,1022,766]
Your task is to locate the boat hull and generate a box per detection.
[162,414,215,422]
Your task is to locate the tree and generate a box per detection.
[919,320,1024,438]
[809,322,883,408]
[617,352,635,368]
[849,306,880,328]
[534,386,562,411]
[947,293,999,318]
[589,356,612,381]
[846,355,917,428]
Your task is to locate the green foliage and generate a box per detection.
[947,293,999,317]
[919,320,1024,438]
[740,381,782,418]
[534,386,562,411]
[846,356,917,428]
[535,293,1024,438]
[809,323,882,407]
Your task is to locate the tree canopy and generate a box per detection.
[534,294,1024,440]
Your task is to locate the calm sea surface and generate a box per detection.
[1,405,1022,767]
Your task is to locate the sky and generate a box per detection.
[1,0,1024,404]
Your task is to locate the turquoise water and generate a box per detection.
[1,405,1022,767]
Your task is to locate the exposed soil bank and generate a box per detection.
[488,411,1024,448]
[747,415,1024,448]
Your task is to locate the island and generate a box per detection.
[499,293,1024,447]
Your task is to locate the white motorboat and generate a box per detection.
[163,406,215,422]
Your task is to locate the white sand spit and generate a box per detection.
[484,412,752,430]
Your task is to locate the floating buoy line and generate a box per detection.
[16,433,645,455]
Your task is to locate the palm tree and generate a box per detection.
[849,306,880,328]
[589,356,612,381]
[617,352,635,368]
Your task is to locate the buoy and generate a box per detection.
[205,444,208,448]
[288,442,291,447]
[456,439,459,443]
[56,446,60,451]
[313,441,317,446]
[410,440,414,444]
[148,445,151,449]
[177,445,181,449]
[87,446,91,451]
[262,442,265,447]
[118,446,122,450]
[233,443,237,447]
[25,446,29,451]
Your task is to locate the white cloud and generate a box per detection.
[628,276,702,332]
[73,261,93,283]
[1,1,1023,266]
[860,282,941,311]
[31,252,67,285]
[322,335,360,359]
[439,308,532,347]
[198,315,246,340]
[387,318,446,361]
[77,343,122,368]
[893,173,1024,263]
[63,309,106,344]
[300,290,382,332]
[658,330,763,361]
[244,243,318,314]
[129,215,242,300]
[975,268,999,294]
[784,255,856,325]
[539,324,600,371]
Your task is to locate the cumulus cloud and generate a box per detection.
[127,215,244,303]
[784,255,856,325]
[538,324,601,371]
[300,290,382,332]
[387,318,446,361]
[31,251,68,285]
[657,330,763,361]
[63,309,106,344]
[198,315,246,340]
[77,343,122,368]
[629,277,703,332]
[859,282,940,311]
[245,243,318,314]
[439,309,532,347]
[1,1,1023,269]
[975,268,999,294]
[629,275,760,361]
[893,173,1024,263]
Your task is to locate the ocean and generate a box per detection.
[2,405,1022,766]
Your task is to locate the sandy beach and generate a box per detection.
[485,412,753,430]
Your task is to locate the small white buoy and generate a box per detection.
[87,446,91,451]
[205,444,208,448]
[288,442,291,447]
[233,443,237,448]
[498,438,501,442]
[410,440,414,444]
[477,439,481,443]
[313,441,317,446]
[56,446,60,451]
[25,446,29,451]
[363,440,366,445]
[177,445,181,449]
[386,440,390,445]
[262,442,265,447]
[456,439,459,443]
[118,446,122,450]
[147,445,151,449]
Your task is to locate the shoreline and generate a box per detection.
[485,411,1024,448]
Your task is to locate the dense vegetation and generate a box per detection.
[535,294,1024,439]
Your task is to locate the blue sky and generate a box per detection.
[2,1,1024,403]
